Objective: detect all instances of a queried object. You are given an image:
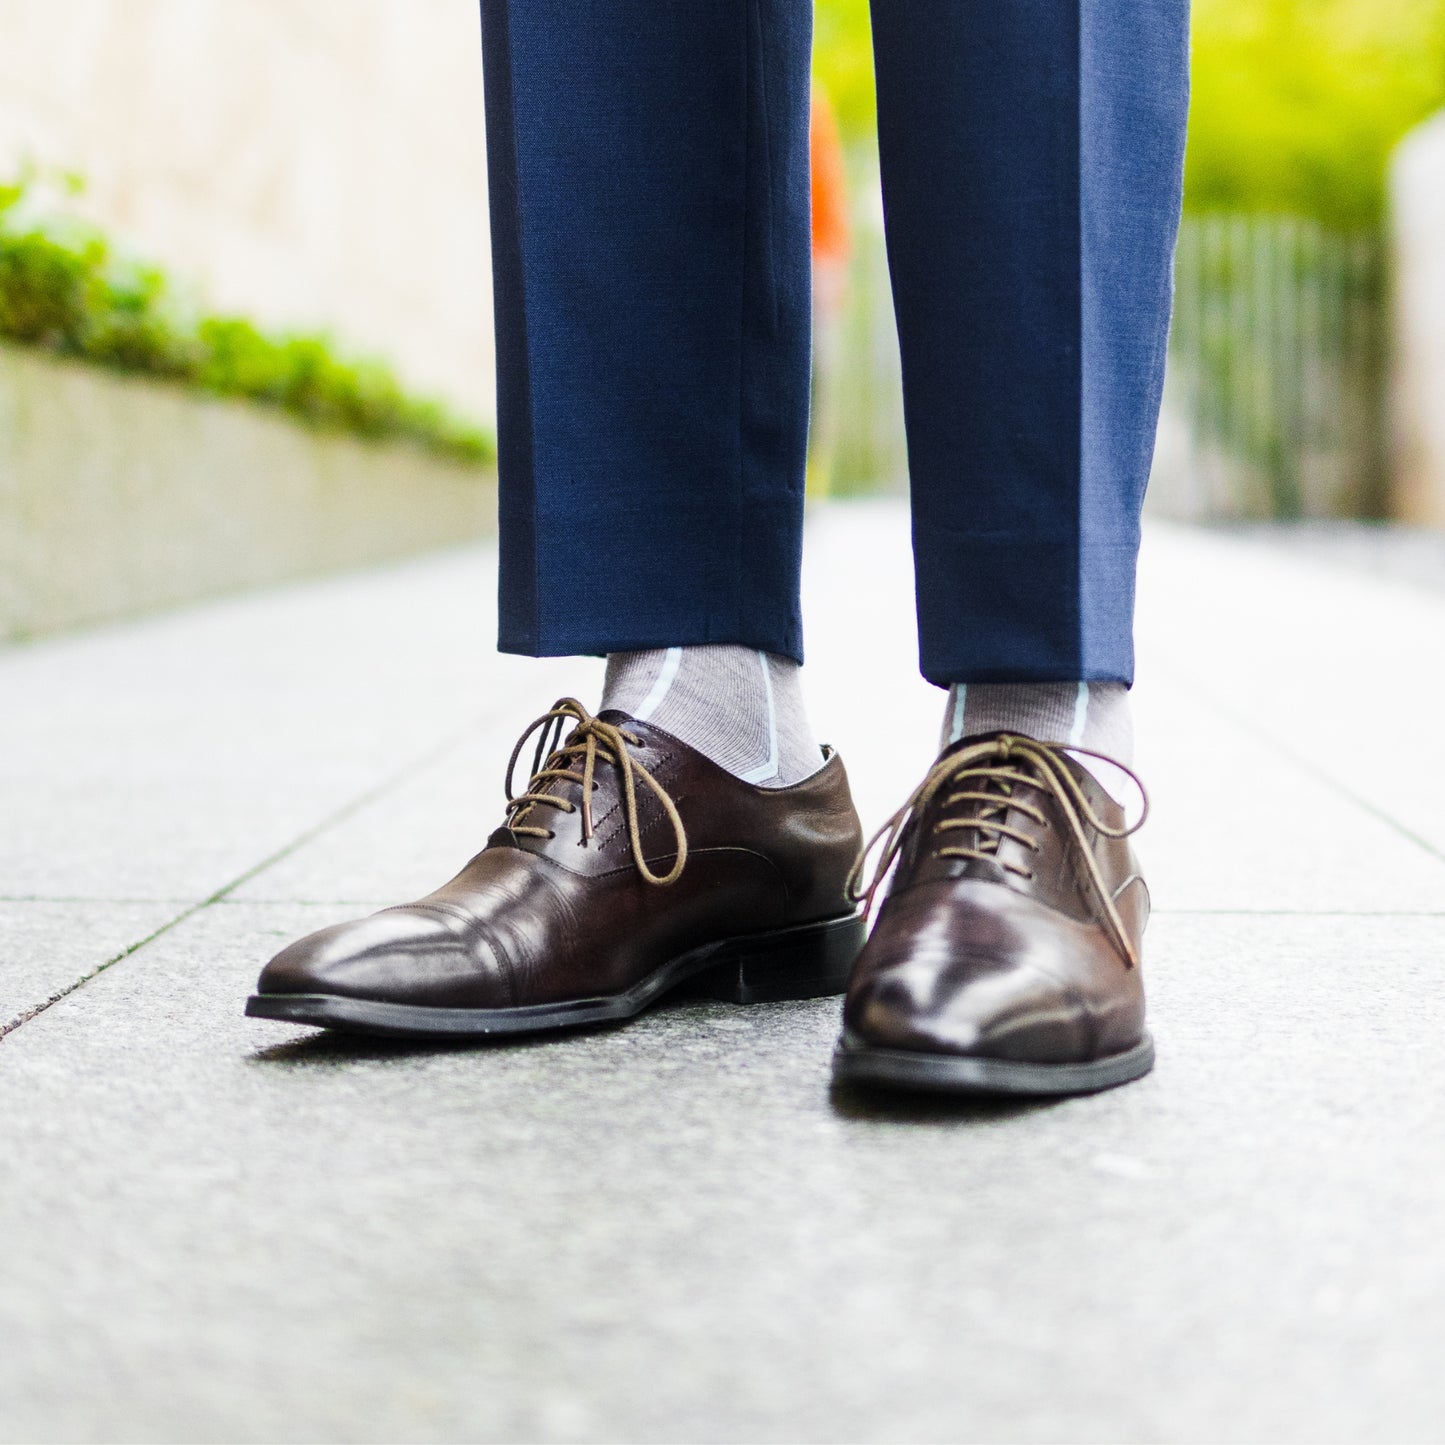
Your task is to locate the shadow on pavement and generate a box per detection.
[244,1025,607,1068]
[827,1078,1064,1126]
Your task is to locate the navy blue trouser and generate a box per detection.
[480,1,1188,687]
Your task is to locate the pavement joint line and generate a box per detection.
[0,896,202,905]
[1148,658,1445,871]
[1150,908,1445,917]
[0,708,502,1042]
[3,893,463,905]
[209,897,407,907]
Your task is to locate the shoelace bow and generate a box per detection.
[847,734,1149,968]
[502,698,688,886]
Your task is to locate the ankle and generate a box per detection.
[602,645,822,788]
[940,681,1134,801]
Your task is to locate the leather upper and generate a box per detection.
[844,732,1150,1064]
[257,712,863,1010]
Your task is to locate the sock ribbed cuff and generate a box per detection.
[941,681,1134,801]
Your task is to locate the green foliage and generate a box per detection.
[813,0,877,139]
[812,0,1445,227]
[0,171,494,467]
[1186,0,1445,227]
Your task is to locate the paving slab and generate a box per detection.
[796,501,943,829]
[1134,682,1445,914]
[1136,521,1445,857]
[1226,519,1445,597]
[227,703,596,909]
[2,902,1444,1444]
[0,547,577,1020]
[0,546,575,902]
[0,900,181,1030]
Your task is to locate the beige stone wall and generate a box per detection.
[0,0,494,421]
[0,343,494,641]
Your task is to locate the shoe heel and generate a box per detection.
[692,913,866,1005]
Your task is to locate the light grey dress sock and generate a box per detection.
[941,681,1134,802]
[601,645,823,788]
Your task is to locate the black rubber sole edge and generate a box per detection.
[246,911,866,1040]
[831,1032,1155,1098]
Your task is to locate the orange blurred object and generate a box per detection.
[810,88,851,277]
[808,86,850,496]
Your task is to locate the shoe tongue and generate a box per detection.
[938,729,1046,780]
[932,731,1040,862]
[511,714,625,828]
[944,727,1036,753]
[537,710,647,792]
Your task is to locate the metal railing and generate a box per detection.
[1151,213,1386,521]
[820,195,1389,521]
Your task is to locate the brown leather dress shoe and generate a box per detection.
[833,732,1152,1097]
[247,699,865,1038]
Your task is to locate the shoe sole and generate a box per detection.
[246,912,866,1039]
[831,1032,1155,1098]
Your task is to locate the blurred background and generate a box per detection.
[4,0,1445,643]
[813,0,1445,526]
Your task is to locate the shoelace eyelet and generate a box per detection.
[848,735,1148,968]
[503,699,688,886]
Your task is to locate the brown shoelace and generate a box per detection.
[847,734,1148,967]
[503,698,688,885]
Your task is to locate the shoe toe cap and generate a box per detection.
[846,958,1089,1062]
[844,889,1097,1063]
[256,908,507,1008]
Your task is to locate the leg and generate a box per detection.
[836,0,1189,1098]
[485,0,824,788]
[871,0,1189,687]
[482,0,813,662]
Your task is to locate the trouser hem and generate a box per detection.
[913,532,1138,688]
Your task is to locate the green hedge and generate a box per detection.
[0,173,494,467]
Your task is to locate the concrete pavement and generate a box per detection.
[3,501,1444,1442]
